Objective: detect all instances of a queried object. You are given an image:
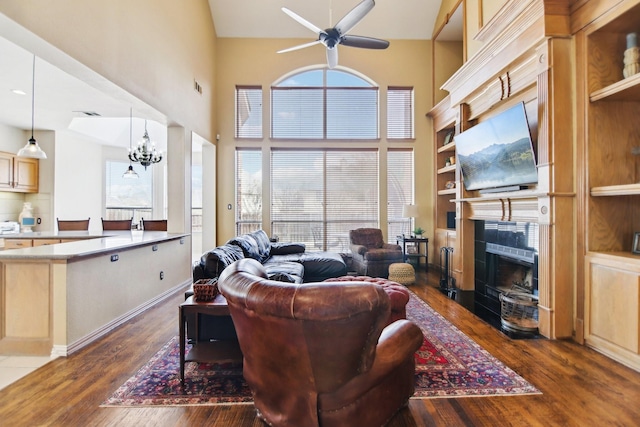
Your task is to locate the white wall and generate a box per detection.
[53,131,103,232]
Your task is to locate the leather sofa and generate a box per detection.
[218,258,424,427]
[189,229,347,341]
[192,229,347,284]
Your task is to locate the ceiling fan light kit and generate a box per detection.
[278,0,389,69]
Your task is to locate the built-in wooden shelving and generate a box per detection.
[590,72,640,102]
[437,164,456,174]
[437,141,456,154]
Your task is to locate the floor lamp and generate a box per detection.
[402,204,418,237]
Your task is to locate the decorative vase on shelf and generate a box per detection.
[18,202,34,233]
[623,32,640,79]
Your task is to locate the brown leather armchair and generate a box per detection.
[218,258,424,427]
[349,228,404,278]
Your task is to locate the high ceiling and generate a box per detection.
[0,1,454,149]
[207,0,444,40]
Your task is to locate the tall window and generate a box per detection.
[105,160,152,224]
[236,149,262,235]
[387,86,414,139]
[236,85,262,138]
[271,149,378,252]
[271,69,378,140]
[234,67,417,249]
[387,149,414,241]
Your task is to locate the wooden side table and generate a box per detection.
[396,236,429,272]
[179,294,243,382]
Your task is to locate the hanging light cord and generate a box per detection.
[30,55,35,140]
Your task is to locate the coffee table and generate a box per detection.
[178,294,243,382]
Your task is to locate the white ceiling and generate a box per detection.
[208,0,444,40]
[0,0,456,150]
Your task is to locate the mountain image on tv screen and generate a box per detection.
[455,102,538,191]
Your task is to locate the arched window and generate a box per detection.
[271,69,378,140]
[234,67,415,247]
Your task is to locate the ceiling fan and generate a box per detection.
[277,0,389,69]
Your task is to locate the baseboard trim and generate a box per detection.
[57,280,190,357]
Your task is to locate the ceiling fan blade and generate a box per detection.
[326,47,338,69]
[341,35,389,49]
[281,7,324,35]
[334,0,375,35]
[278,40,323,54]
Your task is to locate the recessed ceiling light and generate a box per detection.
[11,89,26,95]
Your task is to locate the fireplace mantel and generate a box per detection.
[463,196,541,224]
[431,0,575,340]
[455,191,574,225]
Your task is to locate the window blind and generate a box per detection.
[387,86,414,139]
[271,87,378,139]
[271,149,378,251]
[236,149,262,234]
[236,85,262,138]
[387,149,414,241]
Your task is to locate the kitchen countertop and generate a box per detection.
[0,230,189,260]
[5,230,113,240]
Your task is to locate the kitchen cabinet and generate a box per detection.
[0,151,39,193]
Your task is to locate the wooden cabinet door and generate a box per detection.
[13,157,38,192]
[0,152,13,190]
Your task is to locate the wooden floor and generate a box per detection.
[1,270,639,426]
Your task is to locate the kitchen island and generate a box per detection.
[0,231,191,357]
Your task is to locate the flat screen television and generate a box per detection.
[455,102,538,192]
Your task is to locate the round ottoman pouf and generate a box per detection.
[388,263,415,286]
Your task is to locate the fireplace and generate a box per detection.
[473,221,539,335]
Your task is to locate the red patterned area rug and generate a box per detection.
[102,290,539,407]
[406,291,539,398]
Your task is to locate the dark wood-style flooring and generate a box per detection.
[1,270,639,426]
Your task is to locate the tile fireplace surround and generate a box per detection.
[472,220,539,336]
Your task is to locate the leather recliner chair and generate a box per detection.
[218,258,424,427]
[349,228,404,278]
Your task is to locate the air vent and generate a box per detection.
[194,80,203,95]
[73,111,101,116]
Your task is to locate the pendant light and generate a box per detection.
[17,55,47,159]
[122,108,139,179]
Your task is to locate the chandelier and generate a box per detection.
[128,120,162,170]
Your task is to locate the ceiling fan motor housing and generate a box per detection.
[321,29,341,49]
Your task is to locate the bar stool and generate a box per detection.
[101,217,133,230]
[57,218,90,231]
[141,218,167,231]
